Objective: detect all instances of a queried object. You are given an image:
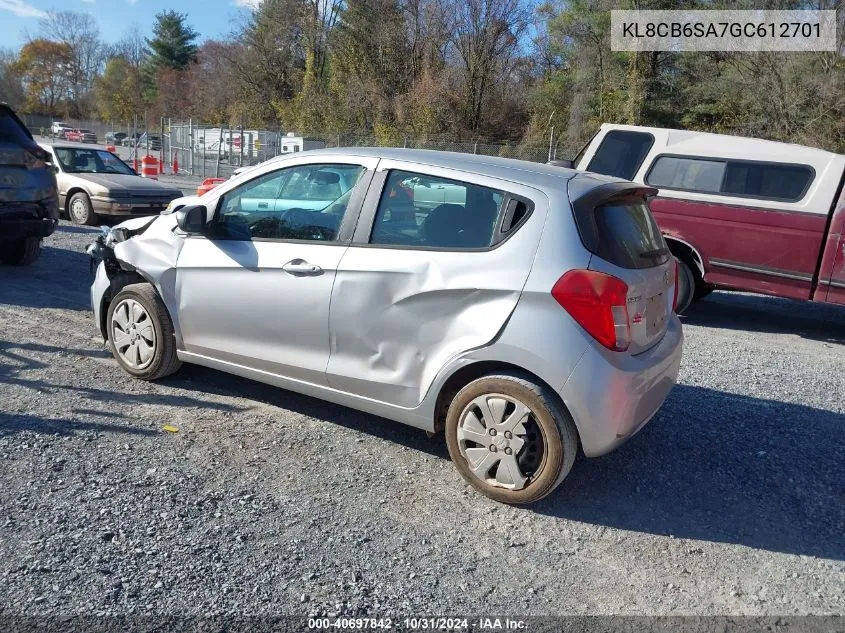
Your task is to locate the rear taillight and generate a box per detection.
[552,270,631,352]
[23,146,48,170]
[672,259,679,313]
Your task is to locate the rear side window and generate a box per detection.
[575,197,669,269]
[586,131,654,180]
[647,155,813,202]
[370,170,506,249]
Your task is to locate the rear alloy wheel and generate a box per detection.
[69,192,98,226]
[107,283,181,380]
[445,373,578,504]
[0,237,41,266]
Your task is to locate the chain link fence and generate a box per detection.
[18,114,558,179]
[160,120,556,180]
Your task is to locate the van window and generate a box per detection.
[370,170,505,249]
[646,155,814,202]
[647,156,726,192]
[722,162,813,201]
[586,131,654,180]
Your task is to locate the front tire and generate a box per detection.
[445,373,579,504]
[69,192,98,226]
[106,283,182,380]
[0,237,41,265]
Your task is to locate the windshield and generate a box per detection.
[55,147,134,175]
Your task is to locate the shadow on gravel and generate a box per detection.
[0,244,91,311]
[0,411,157,437]
[536,384,845,560]
[55,223,100,235]
[163,364,450,460]
[683,291,845,344]
[0,340,110,361]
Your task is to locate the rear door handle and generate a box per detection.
[282,260,323,276]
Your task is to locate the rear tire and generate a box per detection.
[69,192,98,226]
[0,237,41,266]
[106,283,182,380]
[445,372,578,504]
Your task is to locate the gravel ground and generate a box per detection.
[0,221,843,619]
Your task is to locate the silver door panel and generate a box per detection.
[175,238,347,385]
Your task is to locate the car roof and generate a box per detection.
[598,123,843,165]
[268,147,582,189]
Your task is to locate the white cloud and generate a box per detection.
[233,0,261,9]
[0,0,48,18]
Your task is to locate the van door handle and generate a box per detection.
[282,260,323,276]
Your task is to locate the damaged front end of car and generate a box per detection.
[86,213,186,345]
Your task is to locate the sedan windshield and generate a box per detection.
[55,148,134,175]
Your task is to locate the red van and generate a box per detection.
[569,124,845,313]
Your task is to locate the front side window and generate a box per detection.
[370,170,505,249]
[586,130,654,180]
[215,163,364,241]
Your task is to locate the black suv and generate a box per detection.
[0,104,59,265]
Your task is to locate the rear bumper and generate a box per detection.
[0,199,59,241]
[561,315,684,457]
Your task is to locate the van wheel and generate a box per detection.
[69,192,98,226]
[674,258,696,314]
[106,283,182,380]
[445,372,578,505]
[0,237,41,266]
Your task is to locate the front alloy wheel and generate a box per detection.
[110,298,157,370]
[105,283,182,380]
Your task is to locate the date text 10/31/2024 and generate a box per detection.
[308,617,528,630]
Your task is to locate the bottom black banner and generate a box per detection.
[0,615,841,633]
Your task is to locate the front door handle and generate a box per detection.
[282,259,323,276]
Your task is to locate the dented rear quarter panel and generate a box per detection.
[326,175,588,411]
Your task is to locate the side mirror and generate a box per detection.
[547,159,575,169]
[175,204,207,234]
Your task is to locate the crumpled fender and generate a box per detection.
[112,214,186,337]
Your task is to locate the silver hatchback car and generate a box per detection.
[88,149,683,504]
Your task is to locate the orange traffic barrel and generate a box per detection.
[197,177,226,196]
[141,155,158,179]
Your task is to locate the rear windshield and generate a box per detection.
[577,197,669,269]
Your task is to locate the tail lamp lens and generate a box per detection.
[552,270,631,352]
[672,259,680,313]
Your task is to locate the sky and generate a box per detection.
[0,0,260,50]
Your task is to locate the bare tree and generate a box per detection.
[111,25,148,69]
[38,11,105,115]
[448,0,531,133]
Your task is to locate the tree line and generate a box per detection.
[0,0,842,156]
